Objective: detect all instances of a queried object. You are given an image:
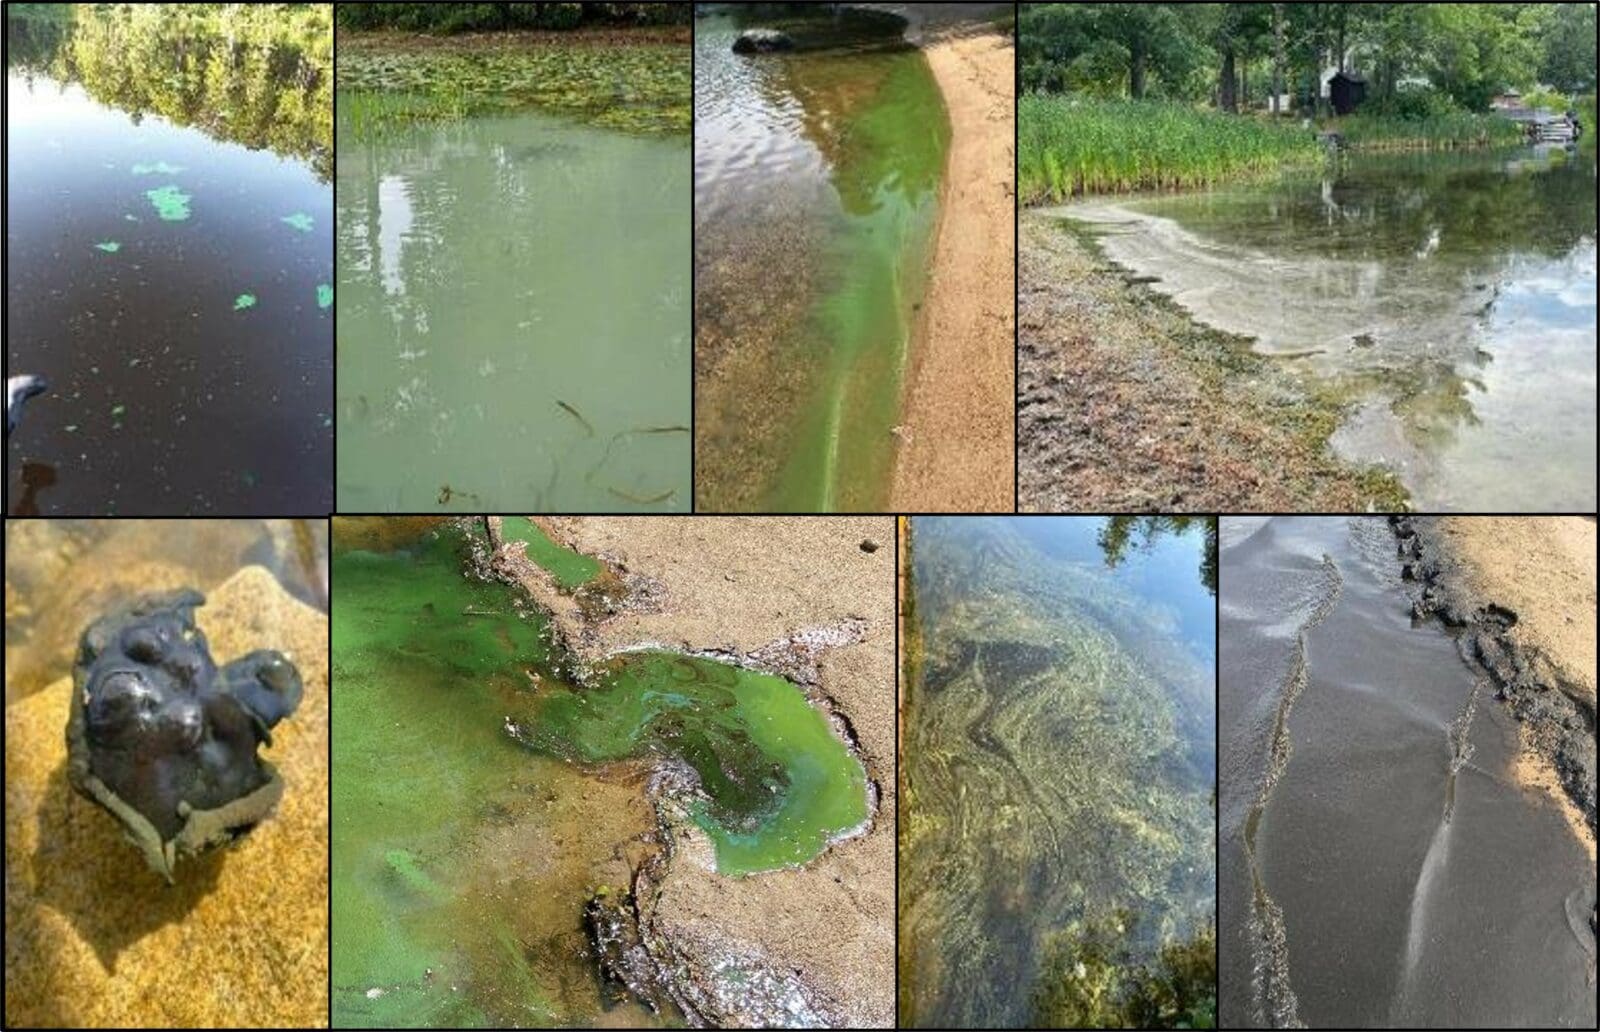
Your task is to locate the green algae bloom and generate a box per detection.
[281,212,315,232]
[316,283,333,309]
[146,183,192,221]
[234,294,257,311]
[518,651,870,876]
[500,516,600,590]
[94,241,121,252]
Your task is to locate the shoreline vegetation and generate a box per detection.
[1019,95,1536,204]
[334,4,691,138]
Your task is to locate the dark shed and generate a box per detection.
[1330,71,1367,116]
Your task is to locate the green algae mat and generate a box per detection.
[337,43,691,136]
[332,521,868,1026]
[692,10,949,511]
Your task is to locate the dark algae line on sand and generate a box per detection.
[694,8,949,511]
[1218,517,1596,1029]
[899,517,1216,1029]
[331,519,868,1026]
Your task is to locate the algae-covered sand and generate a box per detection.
[332,516,894,1028]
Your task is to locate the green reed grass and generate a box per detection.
[1335,111,1523,151]
[1018,96,1320,203]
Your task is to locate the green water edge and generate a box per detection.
[497,516,601,591]
[332,523,868,1025]
[756,41,950,510]
[336,42,691,140]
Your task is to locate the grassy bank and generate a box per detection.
[1333,111,1523,150]
[1020,97,1534,203]
[1019,96,1319,202]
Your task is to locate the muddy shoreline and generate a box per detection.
[501,516,895,1028]
[1018,212,1406,512]
[890,25,1015,511]
[1391,516,1597,870]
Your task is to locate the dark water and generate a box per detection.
[1219,516,1597,1028]
[1070,149,1597,510]
[900,516,1216,1028]
[5,4,332,515]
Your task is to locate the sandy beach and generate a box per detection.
[892,25,1015,511]
[1436,516,1597,861]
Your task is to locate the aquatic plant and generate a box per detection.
[280,212,315,232]
[1019,96,1320,202]
[1334,111,1523,150]
[93,241,120,253]
[336,44,690,137]
[234,294,257,311]
[316,283,333,309]
[1035,912,1218,1030]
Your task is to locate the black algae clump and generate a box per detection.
[65,588,303,883]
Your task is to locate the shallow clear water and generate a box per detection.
[5,5,333,515]
[694,11,948,510]
[900,516,1216,1029]
[1066,149,1597,511]
[1219,516,1596,1028]
[332,520,867,1026]
[335,105,690,513]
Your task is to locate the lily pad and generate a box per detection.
[132,161,185,175]
[316,283,333,309]
[234,294,257,311]
[281,212,315,233]
[94,241,122,253]
[146,183,192,221]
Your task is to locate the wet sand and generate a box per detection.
[1220,517,1595,1028]
[513,517,895,1028]
[891,27,1015,511]
[1019,215,1404,511]
[1429,516,1597,861]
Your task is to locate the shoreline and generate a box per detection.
[1018,212,1405,511]
[891,27,1016,511]
[335,25,691,50]
[1392,515,1597,868]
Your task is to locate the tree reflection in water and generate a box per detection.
[5,3,331,182]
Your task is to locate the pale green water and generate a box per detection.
[336,107,690,512]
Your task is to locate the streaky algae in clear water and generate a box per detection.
[332,520,870,1026]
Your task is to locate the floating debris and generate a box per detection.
[281,212,315,233]
[556,399,595,437]
[131,161,185,175]
[94,241,121,253]
[234,294,257,311]
[146,183,192,221]
[317,283,333,309]
[110,404,126,418]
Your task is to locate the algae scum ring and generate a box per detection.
[66,588,303,883]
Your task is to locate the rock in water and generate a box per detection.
[732,28,794,54]
[66,587,303,882]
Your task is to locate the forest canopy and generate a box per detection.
[1020,2,1599,114]
[334,2,691,33]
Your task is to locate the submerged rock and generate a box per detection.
[66,588,302,883]
[732,28,793,54]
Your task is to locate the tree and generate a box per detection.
[1271,2,1285,114]
[1540,1,1598,94]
